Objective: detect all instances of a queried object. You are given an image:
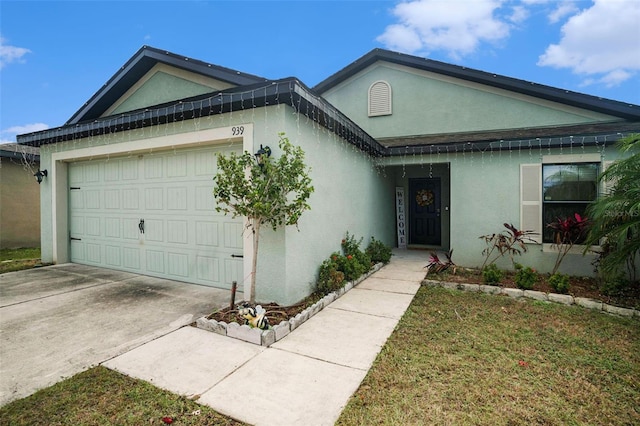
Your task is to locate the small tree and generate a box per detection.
[213,132,314,303]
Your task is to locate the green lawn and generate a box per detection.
[336,286,640,425]
[0,367,246,426]
[1,286,638,425]
[0,247,42,274]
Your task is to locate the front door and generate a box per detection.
[409,178,441,245]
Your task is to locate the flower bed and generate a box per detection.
[193,263,384,346]
[423,279,640,318]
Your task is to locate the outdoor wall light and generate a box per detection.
[34,169,48,184]
[254,145,272,168]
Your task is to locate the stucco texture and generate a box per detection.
[0,157,41,248]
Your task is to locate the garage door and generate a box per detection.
[68,144,244,289]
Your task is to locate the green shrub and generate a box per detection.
[340,232,371,279]
[317,254,345,295]
[599,274,631,296]
[548,273,570,294]
[514,264,538,290]
[482,263,503,285]
[365,237,392,264]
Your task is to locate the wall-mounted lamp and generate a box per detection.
[34,169,48,184]
[254,145,272,168]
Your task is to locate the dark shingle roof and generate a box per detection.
[314,48,640,121]
[66,46,268,126]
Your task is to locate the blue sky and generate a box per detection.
[1,0,639,144]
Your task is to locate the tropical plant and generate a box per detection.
[547,212,590,275]
[583,134,639,284]
[480,223,537,269]
[213,132,314,302]
[425,249,456,274]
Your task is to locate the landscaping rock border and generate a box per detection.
[423,279,640,318]
[194,263,384,346]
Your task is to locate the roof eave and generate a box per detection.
[65,46,268,126]
[314,49,640,120]
[17,79,386,158]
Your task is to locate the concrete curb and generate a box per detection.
[423,279,639,318]
[195,263,385,346]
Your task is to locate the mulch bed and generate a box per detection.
[428,268,640,309]
[207,293,325,327]
[205,269,639,328]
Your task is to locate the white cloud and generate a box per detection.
[376,0,511,59]
[3,123,49,135]
[0,36,31,68]
[538,0,640,86]
[547,2,578,24]
[509,5,529,24]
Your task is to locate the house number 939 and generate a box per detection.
[232,126,244,136]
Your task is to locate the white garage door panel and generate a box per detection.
[68,145,243,289]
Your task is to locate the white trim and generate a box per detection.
[50,124,254,278]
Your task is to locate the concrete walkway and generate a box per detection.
[104,250,426,426]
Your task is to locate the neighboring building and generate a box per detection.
[17,46,640,304]
[0,144,41,249]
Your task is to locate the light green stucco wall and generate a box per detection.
[111,71,226,115]
[37,104,394,305]
[384,145,626,276]
[322,63,620,140]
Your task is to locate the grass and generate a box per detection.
[0,366,246,426]
[0,247,42,274]
[336,286,640,425]
[2,283,638,425]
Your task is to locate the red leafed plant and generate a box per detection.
[547,213,590,274]
[480,223,538,269]
[425,249,456,275]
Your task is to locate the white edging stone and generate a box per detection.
[548,293,574,305]
[423,278,639,318]
[603,304,635,317]
[574,297,603,311]
[524,290,548,301]
[501,288,524,299]
[480,285,502,295]
[192,262,387,347]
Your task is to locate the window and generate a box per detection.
[542,163,599,243]
[520,154,602,246]
[368,81,392,116]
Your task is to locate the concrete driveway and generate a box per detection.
[0,263,240,406]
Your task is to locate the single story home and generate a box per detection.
[18,46,640,305]
[0,144,41,249]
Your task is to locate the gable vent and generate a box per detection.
[368,80,392,117]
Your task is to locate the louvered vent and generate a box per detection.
[368,81,392,116]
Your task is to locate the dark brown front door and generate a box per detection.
[409,178,441,245]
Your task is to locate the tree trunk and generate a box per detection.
[250,220,261,303]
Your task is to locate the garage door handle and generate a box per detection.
[138,219,145,234]
[231,254,243,258]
